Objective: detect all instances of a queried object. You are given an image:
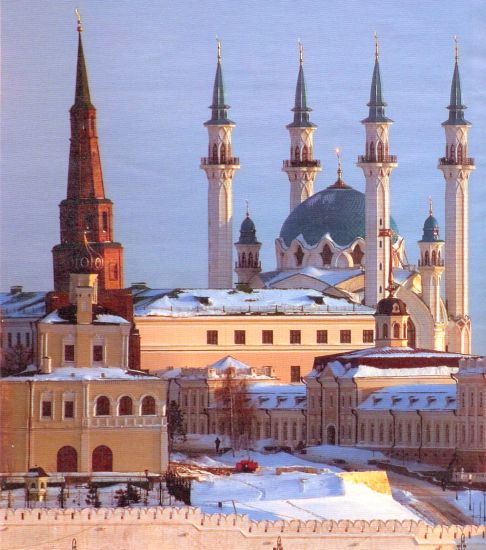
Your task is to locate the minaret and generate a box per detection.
[374,294,410,348]
[438,38,475,353]
[357,35,398,307]
[201,40,240,288]
[235,202,262,287]
[418,200,445,325]
[52,11,124,292]
[282,42,321,212]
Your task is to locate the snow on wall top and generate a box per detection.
[259,267,362,287]
[133,288,374,317]
[359,384,456,411]
[3,367,159,382]
[0,291,47,318]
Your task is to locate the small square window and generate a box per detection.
[234,330,246,345]
[262,330,273,344]
[93,345,103,362]
[64,344,75,362]
[290,365,301,383]
[290,330,301,344]
[340,330,352,344]
[207,330,218,345]
[316,330,328,344]
[363,330,374,343]
[64,401,74,419]
[263,366,273,376]
[42,401,52,418]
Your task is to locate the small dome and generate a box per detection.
[280,185,399,248]
[420,214,442,243]
[237,215,260,245]
[70,235,104,274]
[376,296,408,316]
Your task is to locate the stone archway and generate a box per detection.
[327,425,336,445]
[57,446,78,472]
[92,445,113,472]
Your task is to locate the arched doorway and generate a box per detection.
[92,445,113,472]
[327,425,336,445]
[407,319,416,348]
[57,446,78,472]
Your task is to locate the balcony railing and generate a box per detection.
[283,159,321,168]
[357,155,397,164]
[201,157,240,166]
[439,157,475,166]
[88,416,164,428]
[418,259,445,267]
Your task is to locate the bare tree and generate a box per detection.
[214,368,255,454]
[2,343,33,377]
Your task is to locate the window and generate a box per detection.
[393,323,400,339]
[93,345,103,362]
[263,366,272,376]
[64,344,75,362]
[262,330,273,344]
[119,396,133,416]
[95,396,110,416]
[340,330,351,344]
[320,245,332,266]
[42,401,52,418]
[290,365,301,383]
[382,323,389,339]
[362,330,374,343]
[290,330,301,344]
[352,245,364,266]
[294,246,304,266]
[141,396,156,415]
[316,330,328,344]
[7,333,12,348]
[207,330,218,345]
[16,332,21,346]
[25,332,31,347]
[64,401,74,419]
[234,330,246,345]
[102,211,108,232]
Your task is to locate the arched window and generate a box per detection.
[351,245,364,266]
[220,143,226,163]
[92,445,113,472]
[450,144,455,162]
[294,146,300,161]
[369,141,375,160]
[95,396,110,416]
[377,141,384,162]
[360,423,365,441]
[85,214,95,231]
[118,396,133,416]
[212,144,218,163]
[302,145,309,162]
[403,323,407,339]
[102,212,109,232]
[141,396,156,416]
[431,250,437,265]
[320,244,332,266]
[457,143,463,164]
[57,446,78,472]
[407,319,416,348]
[424,250,430,265]
[382,323,389,339]
[294,246,304,266]
[241,252,246,267]
[248,252,253,267]
[393,323,400,339]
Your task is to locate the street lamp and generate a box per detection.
[468,473,473,511]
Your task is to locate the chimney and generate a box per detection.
[10,285,23,295]
[41,356,52,374]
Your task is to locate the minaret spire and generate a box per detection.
[52,11,124,292]
[363,32,391,124]
[282,41,321,211]
[438,37,475,353]
[201,40,240,288]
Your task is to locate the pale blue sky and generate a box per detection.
[1,0,485,353]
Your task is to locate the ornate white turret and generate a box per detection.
[357,35,398,308]
[235,203,262,287]
[374,294,410,348]
[201,40,240,288]
[282,43,321,212]
[437,38,474,353]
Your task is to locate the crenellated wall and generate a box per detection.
[1,507,485,549]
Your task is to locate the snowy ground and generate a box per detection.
[450,489,486,525]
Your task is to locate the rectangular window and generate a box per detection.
[340,330,352,344]
[93,345,103,362]
[362,330,374,343]
[263,366,272,377]
[7,333,12,348]
[16,332,21,346]
[25,332,31,347]
[262,330,273,344]
[64,344,75,362]
[207,330,218,345]
[316,330,328,344]
[41,401,52,418]
[64,401,74,419]
[234,330,246,345]
[290,330,301,344]
[290,365,301,383]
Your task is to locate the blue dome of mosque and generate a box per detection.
[279,185,399,248]
[420,214,442,243]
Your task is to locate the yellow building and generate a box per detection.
[0,269,168,475]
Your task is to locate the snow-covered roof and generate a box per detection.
[359,384,456,411]
[3,367,159,381]
[209,356,252,371]
[210,382,307,410]
[41,309,129,325]
[343,364,458,379]
[0,291,47,318]
[158,357,274,381]
[133,288,374,317]
[458,357,486,375]
[259,267,362,288]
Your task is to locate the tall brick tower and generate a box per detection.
[52,14,124,293]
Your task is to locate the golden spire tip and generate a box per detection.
[245,199,250,217]
[75,8,83,33]
[335,147,342,179]
[454,35,459,63]
[216,36,221,62]
[374,31,379,61]
[298,40,303,65]
[429,196,433,216]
